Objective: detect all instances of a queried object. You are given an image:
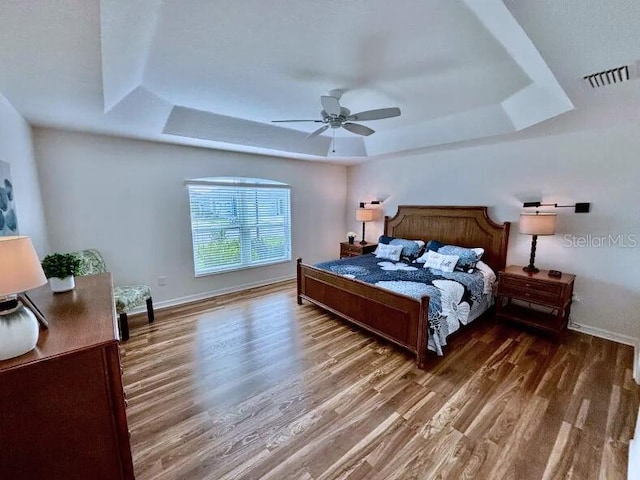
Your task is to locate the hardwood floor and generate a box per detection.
[121,281,639,479]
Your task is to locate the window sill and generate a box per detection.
[194,258,292,277]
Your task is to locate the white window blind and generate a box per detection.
[186,177,291,276]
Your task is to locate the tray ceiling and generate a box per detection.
[0,0,638,163]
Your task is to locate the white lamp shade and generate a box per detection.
[355,208,374,222]
[519,213,557,236]
[0,236,47,297]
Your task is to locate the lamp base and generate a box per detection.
[523,234,540,274]
[359,240,368,245]
[0,303,39,361]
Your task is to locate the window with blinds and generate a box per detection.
[186,177,292,276]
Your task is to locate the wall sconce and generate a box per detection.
[523,201,590,213]
[355,201,381,245]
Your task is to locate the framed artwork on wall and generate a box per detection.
[0,160,18,236]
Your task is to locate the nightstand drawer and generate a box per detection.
[342,244,362,255]
[499,276,562,304]
[339,242,377,258]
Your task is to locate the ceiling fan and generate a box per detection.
[272,93,401,139]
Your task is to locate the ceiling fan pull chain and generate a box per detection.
[332,129,336,153]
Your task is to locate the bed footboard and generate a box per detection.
[297,258,430,368]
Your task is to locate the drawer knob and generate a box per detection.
[524,292,530,297]
[525,283,531,288]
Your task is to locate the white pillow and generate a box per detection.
[421,251,459,273]
[414,249,430,263]
[374,243,403,261]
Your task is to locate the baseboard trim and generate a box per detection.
[127,275,295,315]
[569,322,640,384]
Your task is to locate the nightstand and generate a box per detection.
[496,265,575,338]
[340,242,377,258]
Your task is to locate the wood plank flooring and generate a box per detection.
[121,281,639,479]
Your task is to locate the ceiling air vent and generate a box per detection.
[583,65,630,88]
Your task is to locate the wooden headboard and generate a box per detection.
[384,205,510,272]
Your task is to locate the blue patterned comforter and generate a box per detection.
[314,254,493,355]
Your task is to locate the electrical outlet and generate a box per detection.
[572,293,581,303]
[157,276,167,286]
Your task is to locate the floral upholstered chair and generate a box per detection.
[72,249,154,341]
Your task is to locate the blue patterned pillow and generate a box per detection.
[437,245,484,273]
[390,238,424,262]
[426,239,445,252]
[378,235,395,245]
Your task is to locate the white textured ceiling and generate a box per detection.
[0,0,638,163]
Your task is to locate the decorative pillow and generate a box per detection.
[374,243,404,261]
[421,251,459,273]
[415,241,442,263]
[378,235,395,245]
[415,249,430,263]
[390,238,425,262]
[437,245,484,273]
[425,239,445,252]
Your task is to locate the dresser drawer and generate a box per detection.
[499,275,562,304]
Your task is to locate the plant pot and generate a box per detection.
[49,276,75,293]
[348,237,355,245]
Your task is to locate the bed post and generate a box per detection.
[416,296,430,369]
[296,258,303,305]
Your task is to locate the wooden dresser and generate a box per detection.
[0,273,134,479]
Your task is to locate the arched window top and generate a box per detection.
[185,177,289,188]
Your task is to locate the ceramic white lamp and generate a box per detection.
[0,236,47,360]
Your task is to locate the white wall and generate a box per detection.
[348,123,640,342]
[29,123,640,346]
[34,128,346,305]
[0,93,48,255]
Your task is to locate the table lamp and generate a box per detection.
[0,236,47,360]
[519,213,557,273]
[355,204,375,245]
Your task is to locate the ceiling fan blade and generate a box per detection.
[321,95,341,116]
[306,125,329,139]
[347,107,401,121]
[342,122,375,136]
[271,119,323,123]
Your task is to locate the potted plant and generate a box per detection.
[346,231,357,245]
[41,253,82,293]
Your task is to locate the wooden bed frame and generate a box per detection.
[296,206,510,368]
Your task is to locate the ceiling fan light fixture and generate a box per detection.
[271,92,401,139]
